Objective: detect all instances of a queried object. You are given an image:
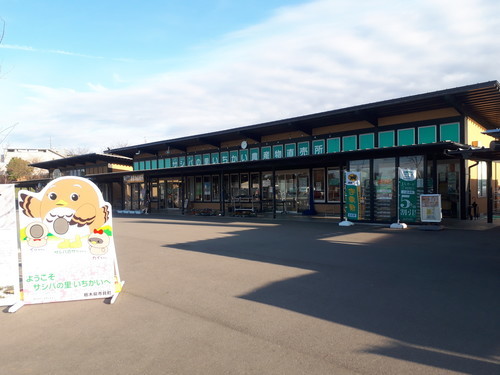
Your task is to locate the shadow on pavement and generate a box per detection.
[155,217,499,374]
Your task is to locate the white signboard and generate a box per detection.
[0,185,21,306]
[18,177,121,304]
[420,194,442,222]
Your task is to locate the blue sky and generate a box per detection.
[1,0,499,153]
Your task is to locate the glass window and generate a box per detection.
[343,136,357,151]
[230,174,239,198]
[349,159,371,220]
[379,131,395,148]
[212,175,220,202]
[203,176,211,201]
[285,143,296,157]
[273,145,284,159]
[440,122,460,142]
[240,173,249,196]
[194,176,203,201]
[313,168,325,202]
[398,128,415,146]
[251,173,260,200]
[327,168,341,202]
[478,161,487,197]
[261,172,273,200]
[223,174,230,201]
[312,139,325,155]
[418,126,437,144]
[373,157,396,222]
[359,133,374,150]
[327,138,340,153]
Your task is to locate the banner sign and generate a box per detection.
[420,194,442,222]
[18,176,121,304]
[345,171,361,221]
[0,185,21,306]
[398,168,418,222]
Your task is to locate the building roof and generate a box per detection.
[30,153,133,170]
[107,81,500,158]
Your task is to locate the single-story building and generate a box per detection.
[24,81,500,223]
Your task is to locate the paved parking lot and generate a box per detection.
[1,215,499,374]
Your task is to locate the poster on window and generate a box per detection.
[398,168,418,222]
[345,171,361,220]
[18,176,121,304]
[420,194,442,222]
[0,185,21,306]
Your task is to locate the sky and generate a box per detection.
[1,0,499,154]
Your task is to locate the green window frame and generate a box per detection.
[221,151,229,163]
[261,146,272,160]
[139,161,145,170]
[342,135,357,151]
[327,138,341,153]
[297,141,310,156]
[178,156,186,167]
[164,158,171,168]
[250,148,259,161]
[378,131,395,148]
[195,155,202,165]
[359,133,375,150]
[312,139,325,155]
[273,145,284,159]
[187,155,194,166]
[440,122,460,142]
[203,154,211,165]
[230,150,239,162]
[158,158,165,169]
[171,158,179,167]
[285,143,296,157]
[239,149,249,162]
[151,159,158,169]
[133,161,139,170]
[418,125,437,144]
[398,128,415,146]
[145,160,151,170]
[211,152,220,164]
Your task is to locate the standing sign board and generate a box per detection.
[345,172,361,221]
[398,168,418,222]
[420,194,442,222]
[16,176,122,306]
[0,185,21,306]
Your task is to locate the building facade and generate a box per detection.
[24,81,500,223]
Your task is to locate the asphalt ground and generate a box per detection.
[1,214,499,375]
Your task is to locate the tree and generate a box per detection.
[6,157,33,181]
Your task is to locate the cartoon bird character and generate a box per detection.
[19,177,110,249]
[88,229,110,255]
[25,221,49,248]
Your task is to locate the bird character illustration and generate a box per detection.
[88,229,110,255]
[25,221,49,248]
[19,177,110,249]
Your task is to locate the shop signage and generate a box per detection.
[345,171,361,220]
[0,185,21,306]
[420,194,442,222]
[398,168,418,222]
[16,176,122,306]
[124,174,144,183]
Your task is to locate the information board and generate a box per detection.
[0,185,21,306]
[345,171,361,221]
[17,176,121,304]
[420,194,442,222]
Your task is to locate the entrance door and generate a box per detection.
[166,179,181,209]
[276,170,309,213]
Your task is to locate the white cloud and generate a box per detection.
[3,0,500,152]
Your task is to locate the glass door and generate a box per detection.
[166,178,181,209]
